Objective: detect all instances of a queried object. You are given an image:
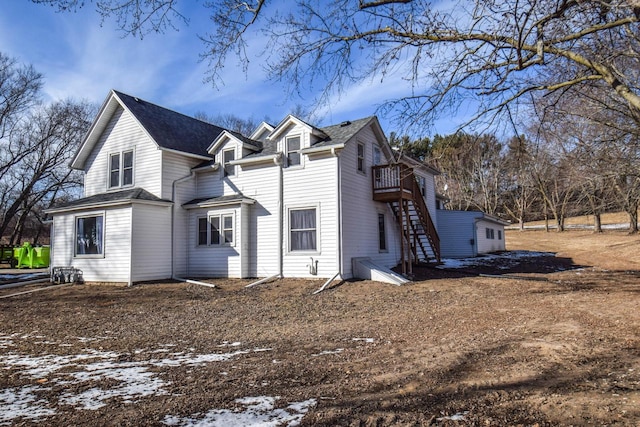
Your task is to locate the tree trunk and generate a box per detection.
[593,213,602,233]
[628,204,639,233]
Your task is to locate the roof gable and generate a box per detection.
[268,115,327,141]
[71,90,226,169]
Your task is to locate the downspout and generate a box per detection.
[171,171,196,280]
[332,146,343,279]
[275,153,284,278]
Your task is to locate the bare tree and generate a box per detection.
[0,98,93,243]
[35,1,640,132]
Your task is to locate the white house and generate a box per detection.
[47,90,443,285]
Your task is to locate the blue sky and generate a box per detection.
[1,1,465,136]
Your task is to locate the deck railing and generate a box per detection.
[372,164,414,195]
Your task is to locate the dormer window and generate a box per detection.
[223,149,235,177]
[286,136,301,167]
[108,150,134,189]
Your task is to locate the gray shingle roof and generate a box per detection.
[316,116,375,147]
[50,188,171,211]
[242,116,375,159]
[114,91,226,158]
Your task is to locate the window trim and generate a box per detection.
[74,212,105,258]
[357,142,365,174]
[222,148,236,177]
[486,227,495,240]
[285,135,302,168]
[107,149,134,190]
[196,212,235,247]
[378,212,387,252]
[287,204,320,254]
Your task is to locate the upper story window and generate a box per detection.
[357,142,365,173]
[373,146,382,166]
[108,150,133,189]
[286,136,301,167]
[223,149,235,177]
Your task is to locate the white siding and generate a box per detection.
[83,107,162,198]
[163,151,201,277]
[436,210,478,258]
[131,203,172,282]
[340,127,401,278]
[187,206,244,278]
[476,219,506,254]
[282,153,339,278]
[50,207,132,283]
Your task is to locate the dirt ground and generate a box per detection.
[1,229,639,426]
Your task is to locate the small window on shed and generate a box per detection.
[498,229,502,240]
[485,228,495,239]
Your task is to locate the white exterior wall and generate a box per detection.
[51,207,132,283]
[282,153,338,278]
[131,203,172,282]
[339,128,401,278]
[190,139,281,278]
[476,219,506,254]
[83,107,162,198]
[187,206,245,277]
[163,151,201,277]
[436,210,478,259]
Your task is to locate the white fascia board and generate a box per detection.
[71,91,120,170]
[158,147,211,161]
[300,143,345,155]
[183,198,256,210]
[475,214,511,226]
[46,198,173,215]
[46,200,132,215]
[207,131,234,154]
[267,115,312,140]
[249,122,275,140]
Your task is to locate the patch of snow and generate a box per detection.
[0,337,274,423]
[352,338,375,343]
[0,386,55,425]
[437,411,469,421]
[437,251,555,270]
[162,396,317,427]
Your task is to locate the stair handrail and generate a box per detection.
[408,170,441,262]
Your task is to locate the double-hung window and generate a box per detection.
[75,214,104,256]
[108,150,134,189]
[486,228,495,239]
[290,208,317,251]
[223,149,235,177]
[197,214,234,246]
[286,136,301,167]
[357,142,365,173]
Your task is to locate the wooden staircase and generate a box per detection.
[372,164,441,275]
